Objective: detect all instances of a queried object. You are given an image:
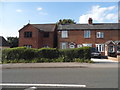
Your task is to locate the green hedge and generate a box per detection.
[2,47,91,63]
[59,47,91,62]
[37,48,59,59]
[2,47,37,60]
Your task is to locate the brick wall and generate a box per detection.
[19,24,39,48]
[19,24,55,48]
[58,29,119,47]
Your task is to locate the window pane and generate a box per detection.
[24,32,32,38]
[43,32,49,37]
[61,42,67,49]
[84,30,90,38]
[61,31,68,38]
[97,32,104,38]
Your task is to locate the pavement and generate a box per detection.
[91,58,119,63]
[0,58,118,69]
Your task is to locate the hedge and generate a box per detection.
[2,47,91,63]
[59,47,91,62]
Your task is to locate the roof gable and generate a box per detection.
[0,36,10,47]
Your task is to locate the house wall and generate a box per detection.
[19,24,39,48]
[19,24,55,48]
[57,29,119,55]
[38,32,55,48]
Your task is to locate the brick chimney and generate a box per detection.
[88,18,93,24]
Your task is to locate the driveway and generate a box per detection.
[91,58,118,63]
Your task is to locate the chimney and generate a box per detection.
[88,18,93,24]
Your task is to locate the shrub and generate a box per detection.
[52,57,65,62]
[2,47,92,63]
[59,47,91,61]
[2,47,38,60]
[37,48,59,59]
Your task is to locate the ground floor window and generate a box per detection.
[43,45,49,48]
[117,46,120,53]
[83,44,92,47]
[61,42,67,49]
[96,44,104,52]
[77,44,82,48]
[24,45,32,48]
[108,46,115,53]
[69,45,75,48]
[69,42,75,49]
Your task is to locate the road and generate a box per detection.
[1,63,118,88]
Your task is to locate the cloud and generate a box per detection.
[37,7,42,11]
[16,9,22,13]
[79,5,117,23]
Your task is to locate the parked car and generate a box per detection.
[91,47,101,58]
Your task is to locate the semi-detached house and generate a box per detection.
[19,18,120,57]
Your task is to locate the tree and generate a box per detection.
[7,37,19,48]
[57,19,76,25]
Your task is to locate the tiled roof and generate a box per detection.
[31,24,56,32]
[57,23,120,30]
[0,36,10,47]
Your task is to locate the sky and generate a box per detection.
[0,1,119,38]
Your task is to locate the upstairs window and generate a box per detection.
[24,32,32,38]
[43,32,49,38]
[61,31,68,38]
[84,30,91,38]
[97,32,104,38]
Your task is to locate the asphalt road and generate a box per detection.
[2,65,118,88]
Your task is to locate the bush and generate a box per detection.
[59,47,91,62]
[2,47,92,63]
[2,47,38,60]
[37,48,59,59]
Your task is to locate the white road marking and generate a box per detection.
[24,87,37,90]
[0,83,86,88]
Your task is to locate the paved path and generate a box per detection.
[91,58,118,63]
[0,58,118,69]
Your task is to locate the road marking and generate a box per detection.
[24,87,37,90]
[0,83,86,88]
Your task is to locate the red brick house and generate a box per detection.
[19,18,120,57]
[19,24,57,48]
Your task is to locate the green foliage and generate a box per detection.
[7,37,19,48]
[37,48,59,59]
[2,47,38,60]
[59,47,91,62]
[2,47,92,63]
[57,19,76,25]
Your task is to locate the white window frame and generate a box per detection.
[61,31,68,38]
[84,30,91,38]
[83,44,92,47]
[96,44,104,52]
[97,32,104,38]
[24,45,32,48]
[77,44,82,48]
[61,42,67,49]
[69,45,75,48]
[108,45,115,53]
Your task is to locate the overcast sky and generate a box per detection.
[0,1,119,38]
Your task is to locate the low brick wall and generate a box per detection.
[108,56,119,61]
